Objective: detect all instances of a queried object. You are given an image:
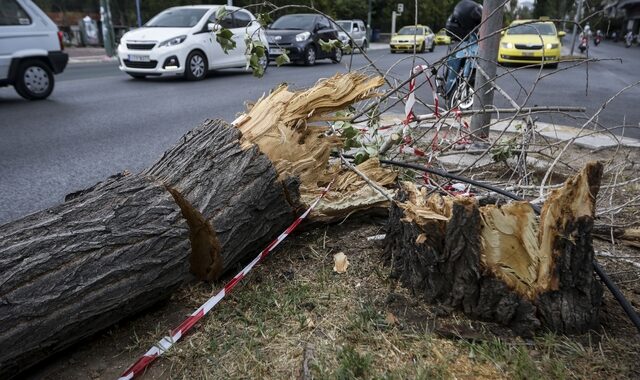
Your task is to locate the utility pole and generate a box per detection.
[391,10,397,35]
[470,0,504,140]
[367,0,372,41]
[569,0,584,55]
[100,0,116,56]
[227,0,233,6]
[135,0,141,27]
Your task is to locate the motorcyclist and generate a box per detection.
[594,29,602,46]
[443,0,483,108]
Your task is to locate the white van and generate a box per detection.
[0,0,68,100]
[117,5,269,80]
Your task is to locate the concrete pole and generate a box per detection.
[135,0,141,27]
[470,0,504,140]
[569,0,584,56]
[391,11,397,36]
[367,0,372,41]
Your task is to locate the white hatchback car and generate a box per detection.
[0,0,68,100]
[117,5,268,80]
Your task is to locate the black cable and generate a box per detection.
[338,153,640,333]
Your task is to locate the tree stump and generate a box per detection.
[0,119,299,377]
[385,162,604,336]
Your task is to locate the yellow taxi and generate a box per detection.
[498,20,565,67]
[434,29,451,45]
[390,25,436,53]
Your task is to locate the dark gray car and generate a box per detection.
[266,14,342,65]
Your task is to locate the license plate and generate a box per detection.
[522,52,534,57]
[128,55,150,62]
[270,48,285,55]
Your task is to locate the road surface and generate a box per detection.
[1,41,638,224]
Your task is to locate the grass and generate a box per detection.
[132,222,640,379]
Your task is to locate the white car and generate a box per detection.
[117,5,268,80]
[335,20,368,52]
[0,0,68,100]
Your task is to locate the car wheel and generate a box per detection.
[14,59,54,100]
[303,45,316,66]
[127,73,147,79]
[361,40,368,53]
[419,42,426,53]
[185,51,208,81]
[545,63,558,69]
[390,49,396,54]
[332,47,342,63]
[429,40,435,52]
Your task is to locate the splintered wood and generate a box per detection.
[385,162,604,335]
[234,73,395,220]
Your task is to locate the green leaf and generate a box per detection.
[354,151,370,164]
[215,6,227,20]
[256,13,272,27]
[216,28,236,54]
[248,54,265,78]
[341,126,358,139]
[275,53,290,66]
[254,45,265,58]
[319,39,334,53]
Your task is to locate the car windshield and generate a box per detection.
[336,21,351,32]
[145,8,207,28]
[437,30,447,36]
[398,27,424,35]
[270,14,315,30]
[507,23,556,35]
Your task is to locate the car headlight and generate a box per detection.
[295,31,311,42]
[545,43,559,49]
[501,42,513,49]
[159,35,187,47]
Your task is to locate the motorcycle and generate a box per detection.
[579,35,588,53]
[440,32,478,110]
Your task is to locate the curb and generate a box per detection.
[490,120,640,149]
[68,56,118,64]
[379,113,640,149]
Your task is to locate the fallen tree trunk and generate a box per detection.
[0,72,388,377]
[385,162,604,336]
[0,119,300,377]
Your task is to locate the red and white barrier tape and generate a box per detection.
[404,65,439,125]
[118,180,334,380]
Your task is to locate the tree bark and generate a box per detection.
[385,162,604,336]
[0,119,300,378]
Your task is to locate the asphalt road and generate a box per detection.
[1,41,639,224]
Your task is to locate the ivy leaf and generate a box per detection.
[256,13,272,27]
[275,53,290,66]
[216,28,236,54]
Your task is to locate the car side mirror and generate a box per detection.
[501,30,505,36]
[558,31,566,37]
[207,23,219,32]
[353,27,359,32]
